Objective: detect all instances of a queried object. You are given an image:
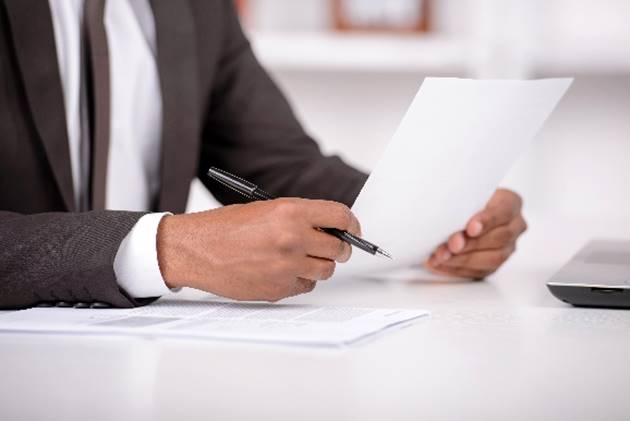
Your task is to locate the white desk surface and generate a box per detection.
[1,213,629,421]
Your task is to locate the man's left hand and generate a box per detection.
[425,189,527,279]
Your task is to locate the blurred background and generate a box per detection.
[189,0,630,266]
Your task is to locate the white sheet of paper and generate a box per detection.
[337,77,572,277]
[0,300,428,347]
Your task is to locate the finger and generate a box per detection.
[446,231,467,254]
[306,229,352,263]
[298,256,337,281]
[454,216,527,254]
[466,190,522,237]
[428,244,452,265]
[279,278,317,300]
[295,278,317,294]
[488,188,524,210]
[439,247,515,272]
[306,200,360,233]
[466,205,514,238]
[425,261,488,279]
[347,215,362,237]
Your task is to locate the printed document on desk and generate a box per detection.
[337,77,572,277]
[0,300,428,347]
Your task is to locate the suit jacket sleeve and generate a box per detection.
[197,0,368,208]
[0,210,156,309]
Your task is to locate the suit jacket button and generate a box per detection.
[90,302,111,309]
[74,302,91,308]
[36,302,54,307]
[56,301,73,307]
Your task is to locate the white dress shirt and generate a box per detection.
[48,0,172,298]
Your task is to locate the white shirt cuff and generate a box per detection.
[113,212,174,298]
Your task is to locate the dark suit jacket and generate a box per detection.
[0,0,367,309]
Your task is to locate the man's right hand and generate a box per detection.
[156,198,361,302]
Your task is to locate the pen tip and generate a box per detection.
[376,248,393,259]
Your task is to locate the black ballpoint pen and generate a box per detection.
[207,167,392,259]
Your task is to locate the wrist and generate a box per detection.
[156,214,184,289]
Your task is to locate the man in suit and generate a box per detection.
[0,0,527,309]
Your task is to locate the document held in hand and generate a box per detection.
[337,77,572,277]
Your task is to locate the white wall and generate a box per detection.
[266,71,630,218]
[187,1,630,225]
[189,70,630,222]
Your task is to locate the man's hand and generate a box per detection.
[425,189,527,279]
[156,198,360,302]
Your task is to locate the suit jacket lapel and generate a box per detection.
[4,0,75,211]
[150,0,200,213]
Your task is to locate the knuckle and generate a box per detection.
[321,261,336,280]
[490,252,505,267]
[304,280,317,293]
[334,238,346,258]
[334,203,353,229]
[273,199,302,219]
[293,280,312,296]
[340,243,353,262]
[274,231,301,253]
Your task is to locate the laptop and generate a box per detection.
[547,240,630,309]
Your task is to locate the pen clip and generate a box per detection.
[210,167,258,190]
[207,167,274,201]
[212,177,257,200]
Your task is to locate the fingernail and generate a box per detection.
[469,221,483,237]
[452,235,465,253]
[440,251,452,262]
